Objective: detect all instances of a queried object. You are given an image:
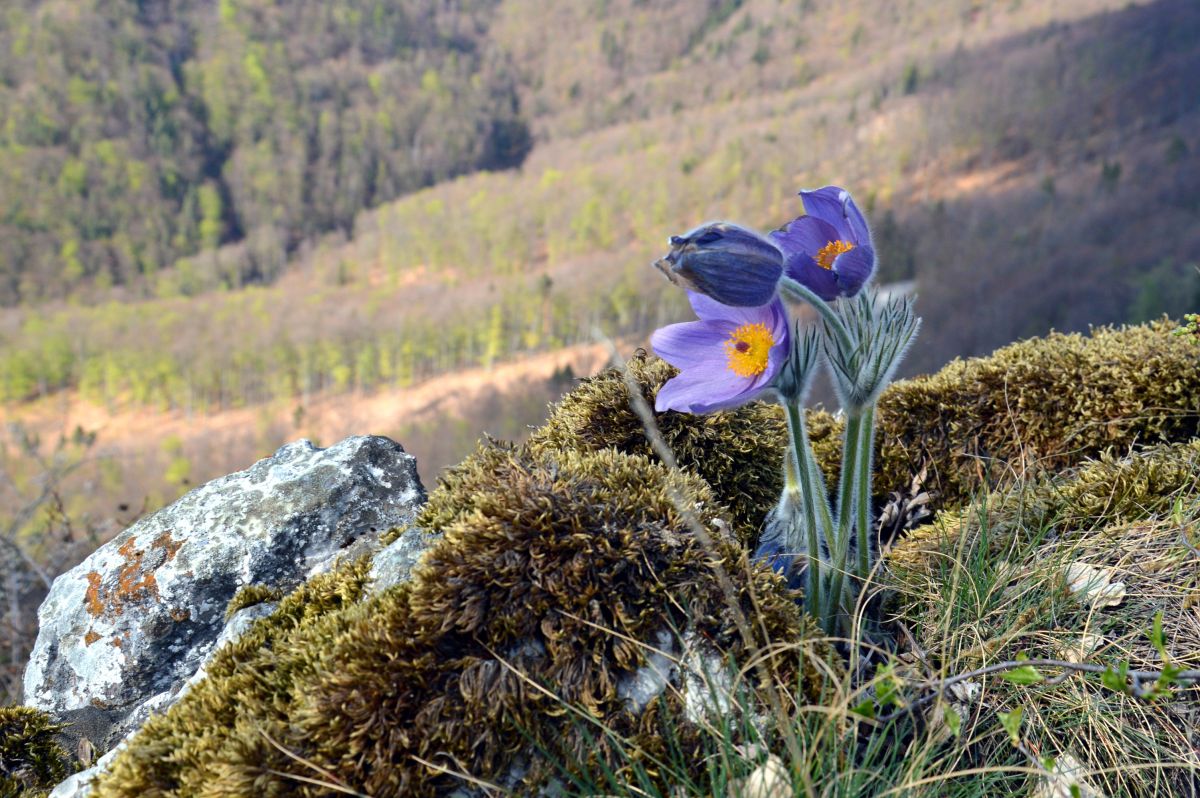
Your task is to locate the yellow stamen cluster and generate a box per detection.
[815,239,855,271]
[723,322,775,378]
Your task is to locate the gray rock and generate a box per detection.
[614,628,742,725]
[24,435,424,751]
[46,602,282,798]
[367,525,443,594]
[616,629,677,712]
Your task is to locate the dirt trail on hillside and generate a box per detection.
[0,344,617,518]
[5,343,613,451]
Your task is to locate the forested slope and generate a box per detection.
[3,0,1197,410]
[0,0,529,303]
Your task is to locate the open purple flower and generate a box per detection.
[771,186,876,301]
[651,292,789,414]
[654,223,784,307]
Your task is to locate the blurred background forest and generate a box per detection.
[0,0,1198,696]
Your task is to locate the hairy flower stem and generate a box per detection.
[855,405,876,579]
[784,401,825,619]
[779,277,854,353]
[826,412,862,633]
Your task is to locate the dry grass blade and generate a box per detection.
[264,770,375,798]
[409,755,510,795]
[258,729,374,798]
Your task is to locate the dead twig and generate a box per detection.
[874,658,1200,724]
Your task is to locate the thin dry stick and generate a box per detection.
[410,755,509,795]
[880,759,1200,797]
[596,334,809,769]
[264,771,374,798]
[874,658,1200,724]
[1182,527,1200,562]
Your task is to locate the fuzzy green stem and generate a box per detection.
[779,276,855,353]
[825,411,862,632]
[785,402,823,619]
[808,445,836,547]
[855,404,876,580]
[782,442,802,490]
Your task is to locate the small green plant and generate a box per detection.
[1174,312,1200,341]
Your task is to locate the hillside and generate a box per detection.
[0,0,1197,543]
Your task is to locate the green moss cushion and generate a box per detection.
[0,707,74,798]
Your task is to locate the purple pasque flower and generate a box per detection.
[651,291,789,414]
[771,186,876,301]
[655,222,784,307]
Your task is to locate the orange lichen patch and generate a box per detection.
[152,531,182,561]
[84,631,101,646]
[114,540,160,609]
[85,572,105,618]
[111,637,123,648]
[83,536,165,619]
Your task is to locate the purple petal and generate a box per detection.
[765,298,790,342]
[799,186,871,245]
[653,294,789,414]
[655,369,762,414]
[761,323,790,389]
[832,245,875,296]
[770,215,840,261]
[651,320,731,370]
[782,256,840,301]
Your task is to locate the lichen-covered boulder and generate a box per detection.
[24,436,425,752]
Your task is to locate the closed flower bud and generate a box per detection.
[754,488,812,590]
[823,289,920,412]
[654,223,783,307]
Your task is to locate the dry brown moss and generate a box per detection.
[526,353,792,545]
[95,446,822,798]
[0,707,74,798]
